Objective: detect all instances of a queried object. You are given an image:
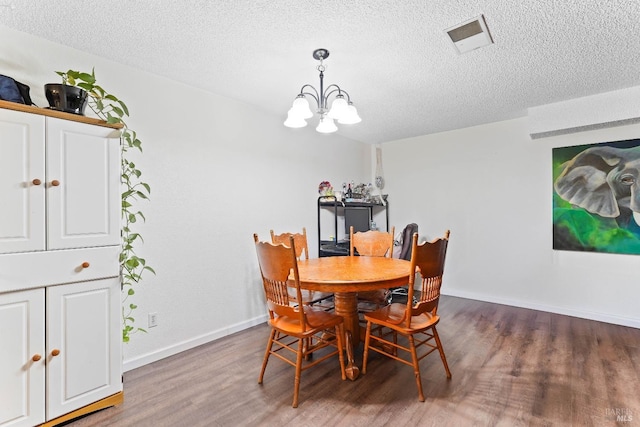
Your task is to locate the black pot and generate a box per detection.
[44,83,88,115]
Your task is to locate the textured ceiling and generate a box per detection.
[1,0,640,144]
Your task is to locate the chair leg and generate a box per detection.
[432,326,452,378]
[408,335,425,402]
[258,328,276,384]
[362,321,372,374]
[303,337,311,360]
[336,324,346,380]
[392,330,398,356]
[292,338,304,408]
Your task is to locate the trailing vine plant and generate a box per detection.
[56,68,155,342]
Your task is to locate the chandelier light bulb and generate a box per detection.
[327,94,348,120]
[290,95,313,119]
[316,116,338,133]
[338,103,362,125]
[284,110,308,128]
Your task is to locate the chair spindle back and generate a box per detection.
[406,230,450,327]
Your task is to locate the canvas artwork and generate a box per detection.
[553,138,640,254]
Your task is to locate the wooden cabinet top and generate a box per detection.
[0,99,123,129]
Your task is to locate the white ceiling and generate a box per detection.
[1,0,640,144]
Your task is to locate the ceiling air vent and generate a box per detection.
[445,14,493,54]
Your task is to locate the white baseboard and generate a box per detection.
[442,289,640,329]
[123,313,268,372]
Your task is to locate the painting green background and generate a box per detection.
[552,138,640,254]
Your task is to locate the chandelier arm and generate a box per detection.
[299,84,319,99]
[324,86,354,104]
[323,84,342,98]
[324,88,341,101]
[337,89,353,103]
[298,86,320,110]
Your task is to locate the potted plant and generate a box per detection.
[55,68,155,342]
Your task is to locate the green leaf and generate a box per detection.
[112,105,124,117]
[118,100,130,116]
[78,72,95,84]
[77,82,94,91]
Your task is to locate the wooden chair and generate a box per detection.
[362,230,452,402]
[253,234,346,408]
[270,228,333,309]
[270,228,310,260]
[350,225,396,309]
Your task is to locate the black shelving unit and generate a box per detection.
[317,195,389,257]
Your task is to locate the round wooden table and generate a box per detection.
[296,256,411,380]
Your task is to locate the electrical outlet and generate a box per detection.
[148,312,158,328]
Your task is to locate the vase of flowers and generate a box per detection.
[318,181,334,197]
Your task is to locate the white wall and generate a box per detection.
[0,25,370,370]
[3,24,638,374]
[381,117,640,328]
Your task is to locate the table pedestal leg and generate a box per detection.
[334,292,360,380]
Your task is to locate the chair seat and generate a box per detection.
[270,307,343,335]
[364,302,440,332]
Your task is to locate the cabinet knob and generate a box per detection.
[51,349,61,357]
[32,354,42,362]
[32,178,42,186]
[81,261,90,269]
[51,180,60,187]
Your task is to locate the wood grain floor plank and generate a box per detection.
[62,296,640,426]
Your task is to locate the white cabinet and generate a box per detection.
[46,278,122,421]
[0,110,45,254]
[0,108,120,255]
[0,289,45,427]
[0,102,123,427]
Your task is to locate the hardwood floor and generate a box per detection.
[66,296,639,426]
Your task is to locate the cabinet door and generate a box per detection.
[0,110,46,254]
[0,289,45,427]
[46,118,121,250]
[46,277,122,421]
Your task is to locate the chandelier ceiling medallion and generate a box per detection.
[284,48,361,134]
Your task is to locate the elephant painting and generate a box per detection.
[553,140,640,254]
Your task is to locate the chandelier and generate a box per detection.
[284,48,361,134]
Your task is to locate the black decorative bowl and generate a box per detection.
[44,84,88,115]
